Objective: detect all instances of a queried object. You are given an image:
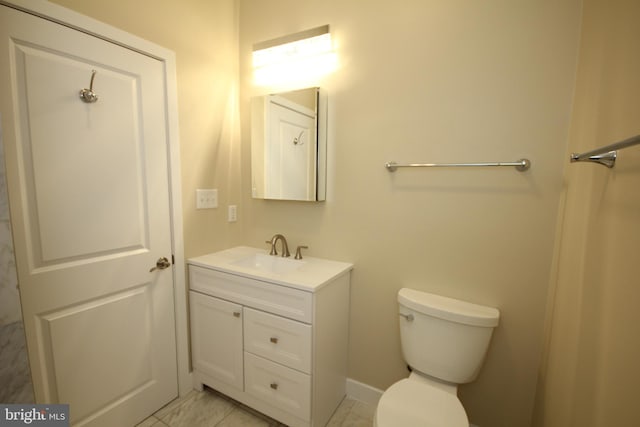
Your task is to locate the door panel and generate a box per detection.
[15,42,148,266]
[44,286,153,421]
[265,101,316,200]
[0,5,178,426]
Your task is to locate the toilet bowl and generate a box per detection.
[374,372,467,427]
[375,288,499,427]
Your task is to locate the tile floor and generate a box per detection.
[137,387,375,427]
[0,321,34,403]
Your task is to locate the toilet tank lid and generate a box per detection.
[398,288,500,327]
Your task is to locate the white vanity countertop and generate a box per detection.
[188,246,353,292]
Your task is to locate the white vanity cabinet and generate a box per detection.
[188,247,352,427]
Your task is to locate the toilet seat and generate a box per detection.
[375,378,468,427]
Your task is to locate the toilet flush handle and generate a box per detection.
[399,313,414,322]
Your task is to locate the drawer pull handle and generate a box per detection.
[270,382,278,390]
[270,337,278,344]
[233,311,241,318]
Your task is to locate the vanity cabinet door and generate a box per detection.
[190,291,244,391]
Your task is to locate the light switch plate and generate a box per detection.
[196,189,218,209]
[228,205,237,222]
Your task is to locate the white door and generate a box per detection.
[0,5,178,426]
[265,96,316,200]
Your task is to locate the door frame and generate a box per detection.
[0,0,191,397]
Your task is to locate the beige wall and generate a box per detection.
[239,1,581,426]
[43,1,597,426]
[533,0,640,425]
[49,0,244,260]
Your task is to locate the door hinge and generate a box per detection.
[172,254,175,265]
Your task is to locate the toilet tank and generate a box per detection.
[398,288,499,384]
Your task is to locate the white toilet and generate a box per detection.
[374,288,500,427]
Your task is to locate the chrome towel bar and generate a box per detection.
[385,158,531,172]
[570,134,640,168]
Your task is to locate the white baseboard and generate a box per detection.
[346,378,383,407]
[345,378,479,427]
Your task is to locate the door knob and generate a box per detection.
[149,257,171,272]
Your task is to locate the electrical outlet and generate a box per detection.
[228,205,237,222]
[196,189,218,209]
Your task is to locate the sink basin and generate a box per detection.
[231,253,306,275]
[189,246,353,291]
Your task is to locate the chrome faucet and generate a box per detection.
[266,234,291,257]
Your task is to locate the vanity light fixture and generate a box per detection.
[252,25,337,86]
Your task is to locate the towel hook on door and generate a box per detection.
[293,130,304,145]
[79,69,99,103]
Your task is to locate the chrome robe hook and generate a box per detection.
[293,130,304,145]
[79,70,99,103]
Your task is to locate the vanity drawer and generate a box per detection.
[244,352,311,421]
[244,307,312,374]
[189,265,313,323]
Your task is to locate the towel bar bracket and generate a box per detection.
[570,151,617,168]
[570,134,640,168]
